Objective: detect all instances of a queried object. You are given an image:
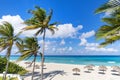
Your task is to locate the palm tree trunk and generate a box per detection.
[2,56,10,80]
[31,55,36,80]
[41,30,46,80]
[3,46,12,80]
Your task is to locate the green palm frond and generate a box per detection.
[35,28,44,36]
[0,22,14,37]
[17,51,33,61]
[47,26,58,35]
[102,17,120,26]
[23,6,58,36]
[96,25,120,40]
[16,37,40,61]
[22,25,39,30]
[43,9,53,25]
[16,41,24,52]
[95,0,120,14]
[28,6,46,22]
[3,22,14,36]
[49,22,59,26]
[95,3,112,14]
[99,35,120,47]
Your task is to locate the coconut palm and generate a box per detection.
[16,37,41,80]
[23,6,58,80]
[95,13,120,47]
[0,21,21,80]
[95,0,120,14]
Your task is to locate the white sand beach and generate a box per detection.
[15,61,120,80]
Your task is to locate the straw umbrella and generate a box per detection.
[116,68,120,75]
[35,64,40,69]
[88,64,95,67]
[24,62,31,68]
[72,68,80,74]
[111,66,120,72]
[84,65,93,72]
[99,65,107,73]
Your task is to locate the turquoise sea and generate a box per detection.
[7,55,120,66]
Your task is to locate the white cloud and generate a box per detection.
[60,39,65,45]
[52,48,56,51]
[68,46,73,51]
[46,24,83,38]
[85,47,118,52]
[0,15,83,39]
[79,38,87,46]
[0,15,25,35]
[79,30,118,52]
[80,30,95,39]
[86,43,99,47]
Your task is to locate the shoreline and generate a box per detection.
[11,60,119,67]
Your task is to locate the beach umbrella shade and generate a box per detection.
[88,64,95,67]
[111,66,120,72]
[117,68,120,75]
[24,62,31,67]
[84,65,93,72]
[72,68,80,74]
[99,65,107,73]
[35,65,40,69]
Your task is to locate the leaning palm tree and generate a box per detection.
[0,21,21,80]
[96,13,120,47]
[95,0,120,14]
[22,6,58,80]
[16,37,41,80]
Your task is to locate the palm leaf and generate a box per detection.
[49,22,59,26]
[35,28,44,36]
[95,0,120,14]
[22,25,39,30]
[96,25,120,40]
[99,35,120,47]
[43,9,53,25]
[102,17,120,26]
[17,52,32,61]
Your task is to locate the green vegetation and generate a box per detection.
[23,6,58,80]
[16,37,40,80]
[0,6,57,80]
[0,22,22,80]
[0,77,18,80]
[95,0,120,47]
[0,56,28,75]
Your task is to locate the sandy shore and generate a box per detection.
[15,61,120,80]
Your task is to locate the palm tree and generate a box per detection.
[23,6,58,80]
[0,21,21,80]
[95,0,120,14]
[96,11,120,47]
[16,37,40,80]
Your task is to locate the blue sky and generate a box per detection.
[0,0,120,55]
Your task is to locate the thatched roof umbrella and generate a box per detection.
[84,65,93,72]
[35,64,40,69]
[24,62,31,68]
[88,64,95,67]
[116,68,120,75]
[111,66,120,72]
[99,65,107,73]
[72,68,80,74]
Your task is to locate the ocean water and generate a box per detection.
[6,55,120,66]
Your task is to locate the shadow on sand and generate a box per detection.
[98,72,105,74]
[111,73,120,76]
[32,70,66,80]
[73,73,80,75]
[84,71,91,73]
